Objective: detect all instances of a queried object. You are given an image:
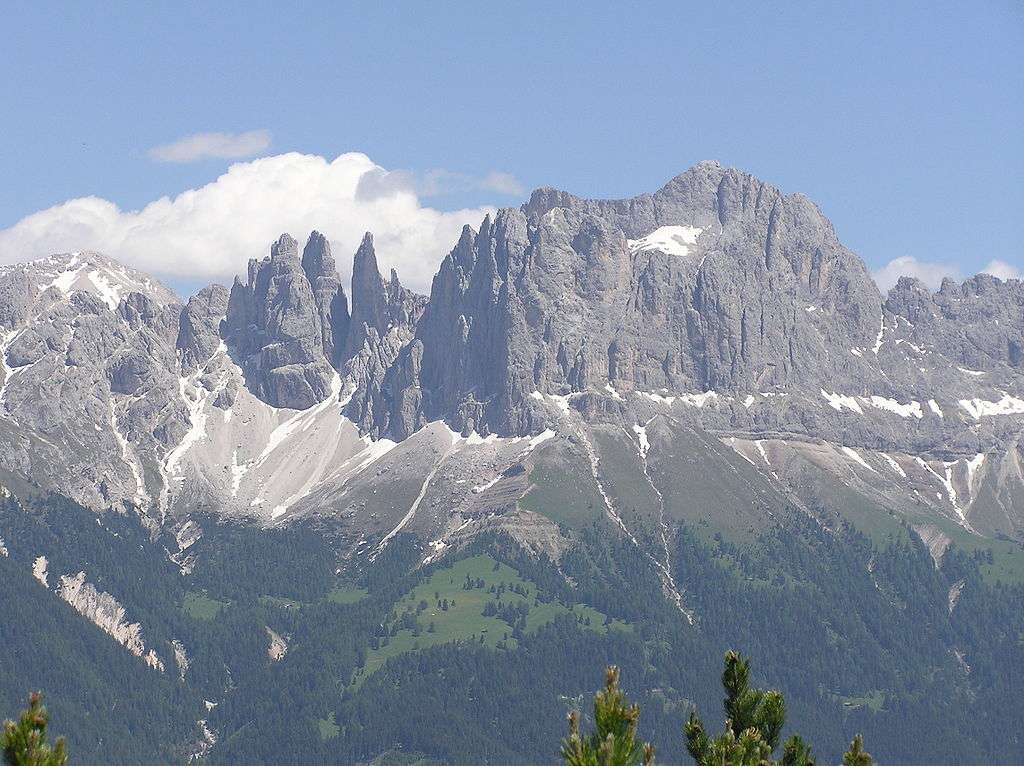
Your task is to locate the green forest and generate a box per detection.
[1,490,1022,764]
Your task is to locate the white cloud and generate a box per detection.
[873,256,1023,292]
[479,171,525,196]
[147,130,272,163]
[0,152,495,294]
[355,167,524,200]
[980,259,1022,281]
[872,256,961,292]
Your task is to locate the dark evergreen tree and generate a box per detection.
[2,693,67,766]
[561,666,656,766]
[685,651,873,766]
[842,736,873,766]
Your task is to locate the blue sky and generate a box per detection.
[1,0,1020,294]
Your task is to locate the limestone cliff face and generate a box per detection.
[224,233,345,409]
[342,233,427,438]
[302,231,350,368]
[58,571,164,671]
[408,161,886,436]
[1,162,1024,546]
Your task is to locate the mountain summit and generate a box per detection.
[1,162,1022,560]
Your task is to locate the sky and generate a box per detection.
[0,0,1021,295]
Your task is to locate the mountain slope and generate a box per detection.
[1,162,1023,763]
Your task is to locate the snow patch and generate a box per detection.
[230,450,250,498]
[0,329,27,411]
[472,476,501,494]
[866,396,923,419]
[110,403,150,506]
[632,423,650,460]
[841,446,876,473]
[872,314,885,354]
[965,453,986,491]
[86,270,124,310]
[882,454,907,478]
[638,390,718,408]
[927,399,944,418]
[523,429,556,453]
[627,225,703,258]
[959,393,1024,419]
[821,390,863,414]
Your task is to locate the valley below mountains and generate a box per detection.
[1,161,1022,764]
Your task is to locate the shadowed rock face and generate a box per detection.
[342,233,428,438]
[224,232,346,409]
[409,161,887,436]
[1,162,1024,547]
[302,231,350,368]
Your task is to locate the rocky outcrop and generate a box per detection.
[342,233,427,438]
[885,273,1024,371]
[58,571,164,671]
[224,233,343,409]
[178,284,230,370]
[302,231,350,367]
[409,162,887,436]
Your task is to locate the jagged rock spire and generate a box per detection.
[302,231,350,367]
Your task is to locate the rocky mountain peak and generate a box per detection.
[225,234,335,409]
[2,162,1023,549]
[349,232,388,345]
[301,231,349,367]
[270,233,300,266]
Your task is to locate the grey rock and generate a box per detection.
[408,162,886,437]
[224,233,340,409]
[177,284,229,370]
[342,233,427,437]
[302,231,350,367]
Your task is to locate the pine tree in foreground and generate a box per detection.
[561,666,657,766]
[562,654,874,766]
[842,735,873,766]
[684,651,873,766]
[2,692,67,766]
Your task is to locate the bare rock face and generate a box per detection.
[342,233,428,438]
[885,274,1024,371]
[302,231,350,367]
[1,161,1024,554]
[58,571,165,671]
[410,162,886,436]
[178,284,230,371]
[224,233,347,409]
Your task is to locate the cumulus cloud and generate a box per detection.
[873,255,1022,292]
[479,171,525,196]
[980,259,1022,281]
[0,152,495,294]
[147,129,272,163]
[355,167,524,200]
[872,256,962,291]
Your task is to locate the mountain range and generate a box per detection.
[1,161,1022,764]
